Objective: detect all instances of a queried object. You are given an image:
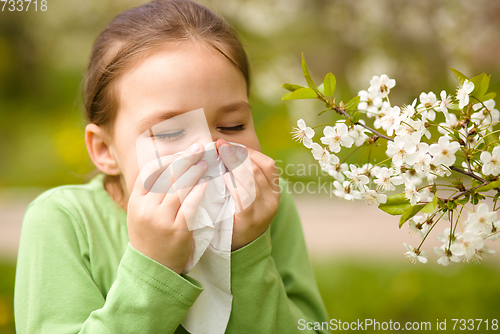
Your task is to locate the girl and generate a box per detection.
[14,0,329,333]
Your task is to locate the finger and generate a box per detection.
[147,142,205,194]
[161,159,208,206]
[251,160,278,203]
[223,172,257,214]
[219,144,256,197]
[133,154,178,197]
[246,148,280,194]
[175,178,207,231]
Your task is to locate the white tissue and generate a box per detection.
[180,141,237,334]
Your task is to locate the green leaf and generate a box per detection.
[449,68,469,85]
[302,53,320,95]
[399,204,425,228]
[421,194,438,213]
[470,73,490,101]
[323,73,336,98]
[282,87,318,100]
[317,83,325,95]
[481,92,496,101]
[345,96,361,111]
[456,193,470,205]
[352,111,360,124]
[282,83,305,92]
[378,193,411,215]
[477,180,500,192]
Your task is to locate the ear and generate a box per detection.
[85,124,121,176]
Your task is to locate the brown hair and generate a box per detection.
[83,0,250,201]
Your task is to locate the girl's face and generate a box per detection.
[110,41,260,197]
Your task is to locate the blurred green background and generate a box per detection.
[1,0,500,333]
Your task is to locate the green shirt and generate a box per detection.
[15,175,330,333]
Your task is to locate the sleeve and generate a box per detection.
[227,179,330,334]
[14,195,203,334]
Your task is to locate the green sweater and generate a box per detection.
[14,175,330,333]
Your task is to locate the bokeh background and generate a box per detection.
[1,0,500,333]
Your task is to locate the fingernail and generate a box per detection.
[195,160,207,168]
[235,146,247,154]
[190,143,203,153]
[196,178,206,185]
[222,145,234,155]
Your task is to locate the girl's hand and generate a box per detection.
[127,142,208,274]
[217,139,281,251]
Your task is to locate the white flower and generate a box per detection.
[471,99,499,129]
[408,214,430,239]
[333,180,361,201]
[362,189,387,205]
[373,101,391,129]
[373,167,397,192]
[450,231,484,261]
[311,143,339,167]
[486,222,499,241]
[380,106,402,136]
[418,92,438,121]
[358,90,383,117]
[386,136,418,166]
[320,123,354,153]
[412,143,432,174]
[434,246,462,266]
[468,245,497,263]
[369,74,396,98]
[437,113,459,136]
[465,203,497,237]
[348,123,370,147]
[395,118,425,145]
[403,243,428,264]
[344,164,369,192]
[456,79,475,109]
[438,90,453,121]
[480,145,500,176]
[326,163,348,182]
[401,98,417,118]
[419,91,439,109]
[404,183,421,205]
[292,119,315,148]
[428,136,461,166]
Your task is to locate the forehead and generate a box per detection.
[115,41,248,124]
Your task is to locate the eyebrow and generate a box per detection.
[138,101,252,131]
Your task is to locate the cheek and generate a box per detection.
[233,130,261,152]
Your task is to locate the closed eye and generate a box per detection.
[218,124,245,133]
[152,129,186,140]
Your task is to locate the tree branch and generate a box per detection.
[449,166,486,183]
[333,106,395,142]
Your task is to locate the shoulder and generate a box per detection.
[24,174,120,233]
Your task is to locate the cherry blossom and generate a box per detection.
[311,143,339,167]
[369,74,396,98]
[438,90,453,121]
[320,123,354,153]
[450,232,485,261]
[333,180,361,201]
[403,243,428,264]
[344,164,369,192]
[362,189,387,206]
[480,146,500,176]
[386,136,418,166]
[357,89,383,117]
[428,136,461,166]
[456,79,475,109]
[465,203,497,237]
[292,119,315,148]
